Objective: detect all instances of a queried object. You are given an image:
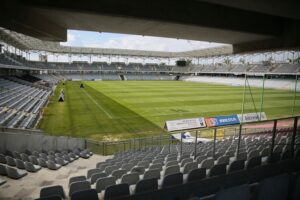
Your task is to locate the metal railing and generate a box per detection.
[86,116,300,156]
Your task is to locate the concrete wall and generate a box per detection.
[0,131,85,153]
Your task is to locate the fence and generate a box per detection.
[86,116,300,156]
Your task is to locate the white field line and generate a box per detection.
[82,88,113,119]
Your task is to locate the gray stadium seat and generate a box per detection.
[216,156,230,165]
[131,166,145,175]
[46,160,61,170]
[0,164,7,175]
[38,158,48,168]
[121,163,134,171]
[121,173,140,185]
[105,165,119,175]
[161,173,183,188]
[257,174,289,200]
[91,173,107,184]
[246,156,261,169]
[104,183,130,200]
[200,158,214,169]
[0,178,6,186]
[71,189,98,200]
[187,168,206,183]
[95,176,115,193]
[15,159,26,169]
[143,169,161,180]
[29,155,40,165]
[135,178,158,194]
[267,152,281,163]
[166,161,178,168]
[36,196,62,200]
[181,158,193,167]
[182,162,198,174]
[149,163,163,171]
[6,166,27,179]
[196,155,207,164]
[0,154,6,164]
[5,156,16,166]
[292,172,300,200]
[87,169,102,179]
[25,161,42,172]
[40,185,65,199]
[55,157,68,166]
[69,181,91,197]
[111,169,127,180]
[215,184,251,200]
[209,164,227,177]
[21,153,30,162]
[69,176,87,187]
[164,165,180,177]
[228,159,245,173]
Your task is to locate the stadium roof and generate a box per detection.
[1,0,299,54]
[0,27,232,58]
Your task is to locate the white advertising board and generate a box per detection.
[237,112,267,123]
[165,117,206,132]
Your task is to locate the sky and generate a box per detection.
[60,30,225,52]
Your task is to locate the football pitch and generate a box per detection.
[39,81,300,140]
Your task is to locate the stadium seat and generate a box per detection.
[0,178,6,186]
[25,161,42,172]
[267,152,281,163]
[36,196,62,200]
[69,176,87,187]
[95,176,115,193]
[69,181,91,197]
[0,154,7,164]
[131,166,145,175]
[55,157,68,166]
[209,163,227,177]
[29,156,40,165]
[121,173,140,185]
[181,158,193,167]
[215,184,251,200]
[135,178,158,194]
[149,163,163,171]
[5,156,16,166]
[112,169,127,180]
[228,159,245,173]
[71,189,98,200]
[182,162,198,174]
[161,173,183,188]
[143,169,161,180]
[246,156,261,169]
[90,173,107,184]
[104,183,130,200]
[87,169,102,179]
[187,168,206,183]
[164,165,180,177]
[37,158,48,168]
[15,159,26,169]
[257,174,289,200]
[46,160,61,170]
[40,185,65,199]
[6,166,27,179]
[0,164,7,175]
[200,158,214,169]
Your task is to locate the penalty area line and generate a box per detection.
[81,88,113,119]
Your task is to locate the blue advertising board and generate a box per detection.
[205,114,240,127]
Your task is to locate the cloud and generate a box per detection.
[60,30,224,52]
[87,35,223,52]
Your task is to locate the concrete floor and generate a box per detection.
[0,154,111,200]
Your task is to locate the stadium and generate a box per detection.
[0,1,300,200]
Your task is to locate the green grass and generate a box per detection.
[38,80,300,141]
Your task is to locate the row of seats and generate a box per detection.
[0,77,51,129]
[35,129,300,200]
[0,148,93,176]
